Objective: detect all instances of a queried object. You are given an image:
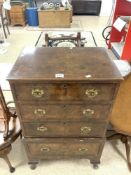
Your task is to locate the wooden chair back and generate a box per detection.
[0,84,21,172]
[110,72,131,135]
[108,67,131,171]
[0,4,10,39]
[44,32,85,47]
[0,85,8,117]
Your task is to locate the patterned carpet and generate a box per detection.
[36,31,97,47]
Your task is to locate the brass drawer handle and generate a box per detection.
[32,88,44,98]
[79,148,88,152]
[81,126,91,134]
[34,109,46,116]
[40,147,50,152]
[85,89,98,98]
[37,125,47,132]
[83,109,94,117]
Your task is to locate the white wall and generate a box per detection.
[100,0,116,16]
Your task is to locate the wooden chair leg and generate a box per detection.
[4,120,9,139]
[76,32,81,47]
[121,136,131,171]
[125,140,131,171]
[45,33,49,47]
[2,155,15,173]
[20,132,22,139]
[107,131,131,171]
[6,25,10,35]
[2,25,7,39]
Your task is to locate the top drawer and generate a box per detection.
[13,83,116,102]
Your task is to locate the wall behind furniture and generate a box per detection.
[27,0,115,16]
[100,0,115,16]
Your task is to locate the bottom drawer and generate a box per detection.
[24,138,105,159]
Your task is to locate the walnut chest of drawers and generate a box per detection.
[7,47,122,169]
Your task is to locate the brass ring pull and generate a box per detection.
[40,147,50,152]
[37,125,47,132]
[34,109,46,117]
[32,88,44,98]
[83,109,94,117]
[81,126,91,134]
[85,89,98,98]
[79,148,88,152]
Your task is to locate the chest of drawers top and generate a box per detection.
[7,47,122,82]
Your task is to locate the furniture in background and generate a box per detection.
[71,0,101,15]
[35,31,97,47]
[26,7,38,26]
[7,47,122,169]
[32,0,101,15]
[107,60,131,171]
[108,0,131,62]
[38,7,72,28]
[44,32,85,47]
[0,4,10,39]
[0,85,21,173]
[9,3,26,26]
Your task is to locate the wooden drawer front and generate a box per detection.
[23,122,106,137]
[14,83,115,102]
[24,138,105,159]
[19,103,110,121]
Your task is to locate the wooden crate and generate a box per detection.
[9,5,26,26]
[10,5,25,13]
[10,13,26,26]
[38,7,72,28]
